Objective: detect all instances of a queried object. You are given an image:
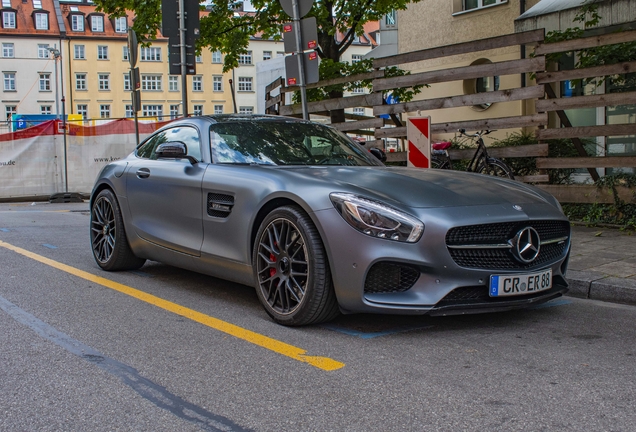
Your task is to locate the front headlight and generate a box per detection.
[330,193,424,243]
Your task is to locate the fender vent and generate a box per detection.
[207,193,235,218]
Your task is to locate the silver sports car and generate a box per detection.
[90,115,570,326]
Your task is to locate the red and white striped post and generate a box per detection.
[406,116,431,168]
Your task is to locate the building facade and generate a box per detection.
[396,0,542,140]
[1,0,235,125]
[1,0,65,128]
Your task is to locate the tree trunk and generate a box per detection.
[328,90,346,123]
[318,31,346,124]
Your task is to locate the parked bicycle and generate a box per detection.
[430,129,515,179]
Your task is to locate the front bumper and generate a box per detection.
[428,284,568,316]
[311,203,571,316]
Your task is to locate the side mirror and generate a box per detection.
[156,141,197,164]
[369,147,387,163]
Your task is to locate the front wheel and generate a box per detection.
[90,189,146,271]
[477,158,515,180]
[253,206,339,326]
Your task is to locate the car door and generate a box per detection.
[126,125,206,256]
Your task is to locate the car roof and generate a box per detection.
[199,114,310,125]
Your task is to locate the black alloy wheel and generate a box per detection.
[253,206,339,326]
[90,189,145,271]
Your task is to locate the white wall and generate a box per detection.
[256,56,287,115]
[1,37,63,119]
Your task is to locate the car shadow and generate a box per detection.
[125,261,571,337]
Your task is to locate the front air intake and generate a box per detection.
[364,262,420,294]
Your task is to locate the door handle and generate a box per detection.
[136,168,150,179]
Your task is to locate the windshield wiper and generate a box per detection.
[216,162,276,166]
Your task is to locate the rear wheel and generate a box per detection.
[90,189,146,271]
[430,156,446,169]
[253,206,339,326]
[477,158,515,180]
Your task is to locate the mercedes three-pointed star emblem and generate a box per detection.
[512,227,541,263]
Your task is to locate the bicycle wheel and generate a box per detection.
[430,156,449,169]
[477,158,515,180]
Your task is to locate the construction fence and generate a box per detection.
[0,118,170,200]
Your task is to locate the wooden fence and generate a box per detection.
[264,28,636,204]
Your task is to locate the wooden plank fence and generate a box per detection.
[264,27,636,204]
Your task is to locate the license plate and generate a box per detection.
[489,269,552,297]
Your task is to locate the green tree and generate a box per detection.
[93,0,424,121]
[542,0,636,90]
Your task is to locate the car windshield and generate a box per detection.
[209,120,381,166]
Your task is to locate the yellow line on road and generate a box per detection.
[0,240,345,371]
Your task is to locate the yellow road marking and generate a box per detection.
[0,210,71,213]
[0,240,345,371]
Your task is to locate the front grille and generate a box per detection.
[364,262,420,294]
[207,193,234,218]
[446,220,570,270]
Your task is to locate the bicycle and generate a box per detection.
[430,129,515,180]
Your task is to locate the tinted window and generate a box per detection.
[137,126,202,161]
[209,121,380,166]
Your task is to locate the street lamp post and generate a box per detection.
[48,46,69,194]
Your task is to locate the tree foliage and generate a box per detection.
[93,0,421,71]
[542,0,636,90]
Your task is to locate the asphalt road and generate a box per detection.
[1,202,635,431]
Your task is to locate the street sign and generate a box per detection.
[132,90,141,113]
[129,67,140,90]
[379,93,398,119]
[280,0,315,120]
[162,0,199,75]
[127,29,138,68]
[407,116,431,168]
[283,17,318,53]
[280,0,313,18]
[285,51,319,86]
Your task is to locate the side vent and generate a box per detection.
[207,193,235,218]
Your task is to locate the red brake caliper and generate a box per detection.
[270,242,277,277]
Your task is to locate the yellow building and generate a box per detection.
[61,2,233,121]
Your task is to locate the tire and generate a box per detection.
[90,189,146,271]
[253,206,340,326]
[477,158,515,180]
[430,156,449,169]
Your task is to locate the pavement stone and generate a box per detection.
[589,277,636,305]
[567,225,636,306]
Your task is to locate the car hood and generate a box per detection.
[281,166,553,209]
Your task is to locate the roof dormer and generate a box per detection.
[87,12,104,33]
[32,9,50,30]
[68,7,86,32]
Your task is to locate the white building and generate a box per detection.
[1,0,66,131]
[250,24,379,119]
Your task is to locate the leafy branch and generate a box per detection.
[538,0,636,89]
[296,58,427,104]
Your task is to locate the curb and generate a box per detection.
[566,269,636,306]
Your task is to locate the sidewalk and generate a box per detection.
[568,225,636,305]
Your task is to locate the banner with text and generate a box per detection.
[0,119,170,199]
